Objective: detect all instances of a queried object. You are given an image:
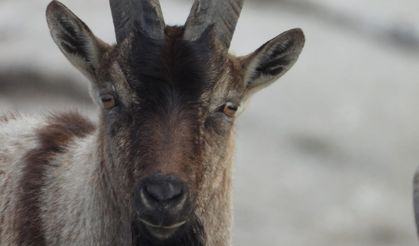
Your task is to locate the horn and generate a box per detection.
[184,0,244,51]
[109,0,165,43]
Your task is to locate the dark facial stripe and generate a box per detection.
[16,112,95,245]
[126,26,212,105]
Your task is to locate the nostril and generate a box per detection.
[144,181,184,204]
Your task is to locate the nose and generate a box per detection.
[140,174,187,208]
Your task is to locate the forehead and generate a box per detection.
[116,26,216,105]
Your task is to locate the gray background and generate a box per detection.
[1,0,418,245]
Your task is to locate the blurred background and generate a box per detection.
[1,0,419,245]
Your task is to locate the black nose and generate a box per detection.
[141,174,186,207]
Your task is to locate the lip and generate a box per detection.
[139,219,187,240]
[139,219,186,230]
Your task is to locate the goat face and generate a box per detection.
[46,0,305,243]
[94,28,240,242]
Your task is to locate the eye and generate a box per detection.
[222,102,239,118]
[100,94,116,109]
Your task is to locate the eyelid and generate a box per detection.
[98,83,117,95]
[225,101,239,109]
[100,94,117,109]
[217,101,239,111]
[98,85,119,109]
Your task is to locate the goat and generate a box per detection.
[0,0,305,245]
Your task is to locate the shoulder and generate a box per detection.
[0,111,97,148]
[40,112,97,141]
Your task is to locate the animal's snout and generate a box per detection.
[133,174,191,240]
[141,175,186,208]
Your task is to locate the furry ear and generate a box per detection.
[241,28,305,96]
[46,1,109,81]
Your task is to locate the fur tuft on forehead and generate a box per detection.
[125,26,214,104]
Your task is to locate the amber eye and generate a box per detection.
[223,102,238,118]
[100,94,116,109]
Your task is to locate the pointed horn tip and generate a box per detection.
[109,0,166,42]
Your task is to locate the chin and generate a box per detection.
[132,216,205,246]
[139,218,187,240]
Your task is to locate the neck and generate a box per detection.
[198,169,233,246]
[41,129,133,245]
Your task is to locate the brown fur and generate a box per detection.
[0,2,304,245]
[16,113,95,245]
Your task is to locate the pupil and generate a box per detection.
[102,96,113,102]
[228,105,237,111]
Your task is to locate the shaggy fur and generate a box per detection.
[16,113,95,245]
[0,1,305,245]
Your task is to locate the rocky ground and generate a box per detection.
[1,0,419,245]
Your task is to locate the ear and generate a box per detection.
[240,28,305,96]
[46,1,110,82]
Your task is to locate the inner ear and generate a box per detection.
[241,28,305,94]
[46,1,110,80]
[56,20,95,65]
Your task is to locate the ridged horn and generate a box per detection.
[184,0,244,51]
[109,0,165,42]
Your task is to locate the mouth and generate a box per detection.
[139,218,187,240]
